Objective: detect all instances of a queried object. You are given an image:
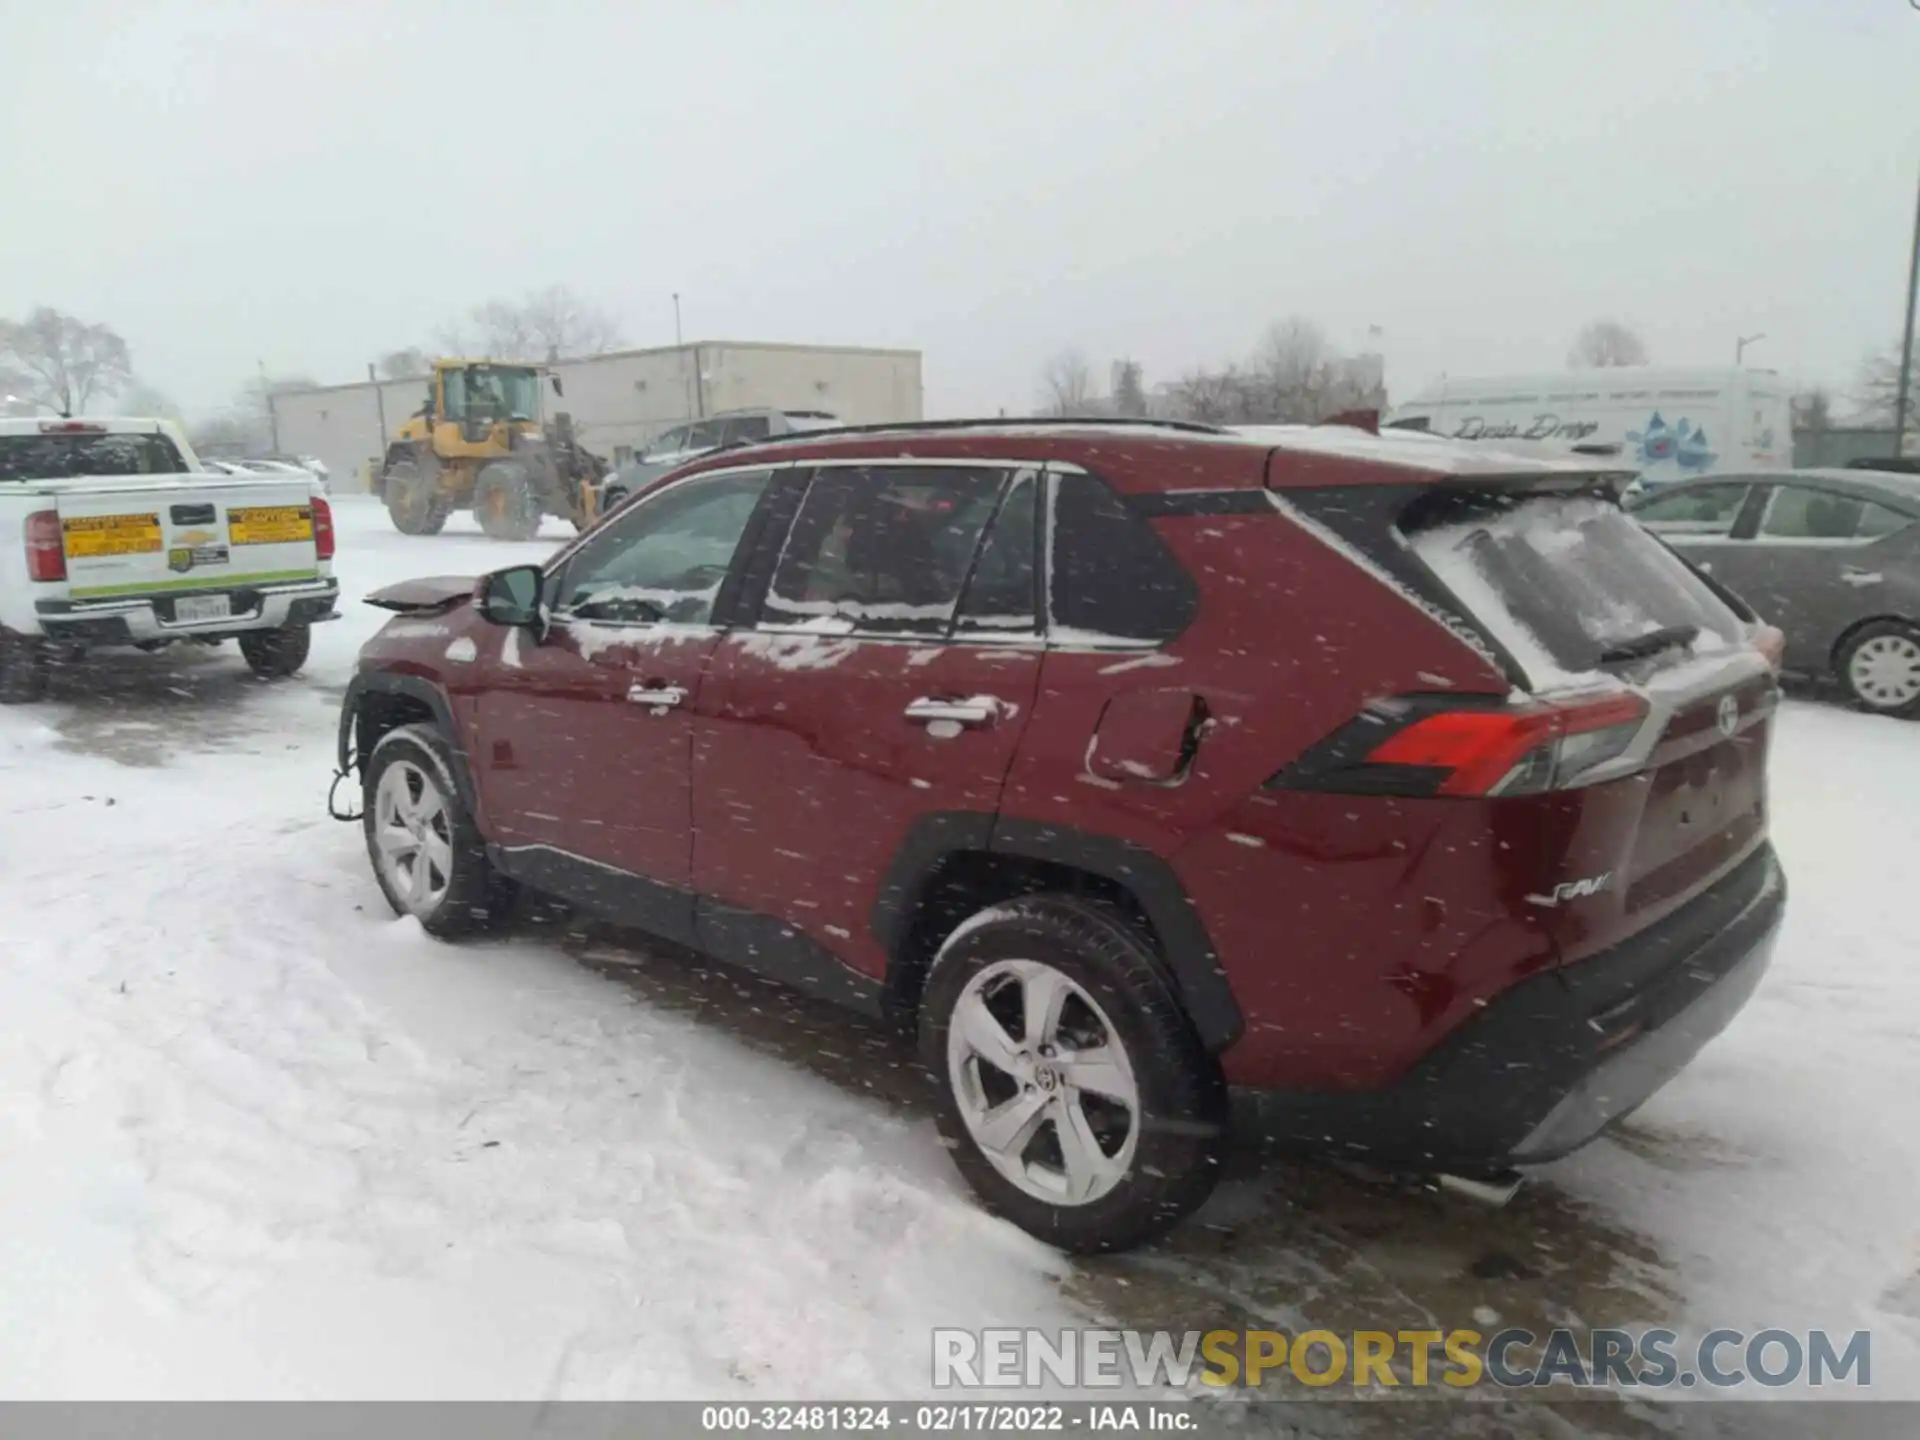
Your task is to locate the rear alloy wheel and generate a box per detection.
[473,461,542,542]
[362,724,515,936]
[383,460,450,536]
[0,631,51,704]
[1839,621,1920,718]
[920,895,1225,1253]
[238,622,312,678]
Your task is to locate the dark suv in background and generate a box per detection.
[339,418,1786,1252]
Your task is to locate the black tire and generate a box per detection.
[238,622,312,678]
[0,630,51,704]
[601,485,629,513]
[473,461,542,542]
[918,894,1226,1254]
[1837,620,1920,719]
[384,460,450,536]
[361,723,516,937]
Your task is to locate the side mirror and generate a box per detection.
[478,564,544,628]
[549,375,564,397]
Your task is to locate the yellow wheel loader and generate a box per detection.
[372,360,608,540]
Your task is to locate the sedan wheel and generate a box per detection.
[947,959,1140,1206]
[1841,623,1920,717]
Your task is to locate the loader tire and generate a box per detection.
[384,461,450,536]
[473,462,542,542]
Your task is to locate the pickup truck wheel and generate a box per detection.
[919,894,1226,1254]
[363,724,515,936]
[384,461,449,536]
[0,632,51,704]
[239,622,312,678]
[473,462,542,541]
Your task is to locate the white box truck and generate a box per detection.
[1386,367,1793,487]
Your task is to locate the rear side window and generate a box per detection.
[763,465,1008,636]
[1760,485,1912,541]
[955,470,1039,635]
[1405,493,1744,687]
[1631,483,1750,536]
[1048,471,1197,644]
[0,433,187,481]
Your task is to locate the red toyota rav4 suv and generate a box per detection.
[338,419,1785,1252]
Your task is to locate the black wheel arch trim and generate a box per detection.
[338,672,479,816]
[870,810,1245,1053]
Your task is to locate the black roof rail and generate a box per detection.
[708,414,1232,454]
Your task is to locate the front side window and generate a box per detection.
[552,469,771,625]
[644,426,686,459]
[683,420,723,452]
[1761,485,1913,541]
[1631,482,1750,536]
[763,465,1009,636]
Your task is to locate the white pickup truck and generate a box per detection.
[0,417,339,703]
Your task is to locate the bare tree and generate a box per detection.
[1110,359,1148,418]
[191,373,318,456]
[377,347,431,380]
[118,381,181,419]
[0,307,134,414]
[1568,319,1650,369]
[1854,341,1919,434]
[1037,348,1095,416]
[1165,366,1248,425]
[435,286,624,363]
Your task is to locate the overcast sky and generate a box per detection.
[3,0,1916,419]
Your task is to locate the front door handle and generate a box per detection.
[905,696,998,725]
[628,683,687,709]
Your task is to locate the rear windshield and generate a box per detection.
[1404,493,1743,687]
[0,432,188,482]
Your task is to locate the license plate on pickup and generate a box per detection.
[173,594,232,625]
[63,513,163,558]
[228,506,313,546]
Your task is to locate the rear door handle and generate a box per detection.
[627,683,687,709]
[905,696,997,725]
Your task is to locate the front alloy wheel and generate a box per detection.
[373,758,456,916]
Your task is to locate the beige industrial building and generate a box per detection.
[269,340,924,489]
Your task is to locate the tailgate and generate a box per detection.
[56,482,319,601]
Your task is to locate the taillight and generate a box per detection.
[1754,624,1785,673]
[1274,691,1651,798]
[312,495,336,561]
[25,510,65,582]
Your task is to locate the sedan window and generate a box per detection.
[1762,486,1913,541]
[1631,483,1751,536]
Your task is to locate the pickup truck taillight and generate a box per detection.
[312,495,336,561]
[25,510,65,582]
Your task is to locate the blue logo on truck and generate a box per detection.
[1626,412,1716,474]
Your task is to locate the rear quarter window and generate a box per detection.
[1048,471,1197,644]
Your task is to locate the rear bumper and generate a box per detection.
[34,578,340,645]
[1233,843,1785,1170]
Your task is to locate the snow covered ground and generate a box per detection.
[0,495,1915,1407]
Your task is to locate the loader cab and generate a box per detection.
[430,362,544,452]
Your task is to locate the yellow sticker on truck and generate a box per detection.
[62,513,163,558]
[228,505,314,546]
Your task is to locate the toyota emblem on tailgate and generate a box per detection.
[1716,694,1740,737]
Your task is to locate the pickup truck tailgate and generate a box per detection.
[56,480,320,601]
